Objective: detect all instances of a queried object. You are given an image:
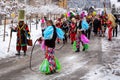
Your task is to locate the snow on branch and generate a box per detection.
[25,4,67,15]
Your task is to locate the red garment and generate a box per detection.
[14,23,30,52]
[70,23,76,31]
[108,26,113,40]
[56,38,60,43]
[41,18,45,23]
[56,21,62,28]
[107,20,112,25]
[101,15,107,25]
[70,32,76,43]
[70,22,76,43]
[45,46,56,72]
[16,46,27,51]
[56,23,61,28]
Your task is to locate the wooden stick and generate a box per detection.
[7,19,14,52]
[30,16,31,32]
[103,1,106,14]
[3,15,6,41]
[7,29,12,52]
[36,15,38,30]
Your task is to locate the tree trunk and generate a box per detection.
[0,14,2,25]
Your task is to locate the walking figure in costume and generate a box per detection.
[69,18,77,44]
[11,10,31,56]
[39,20,64,74]
[107,13,116,41]
[107,20,113,41]
[74,17,90,52]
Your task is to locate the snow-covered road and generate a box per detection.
[0,35,110,80]
[0,24,120,80]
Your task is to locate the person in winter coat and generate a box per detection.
[61,21,69,44]
[86,16,93,39]
[113,15,118,37]
[93,16,101,36]
[12,21,31,56]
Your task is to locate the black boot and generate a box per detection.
[71,42,73,44]
[16,51,20,56]
[82,47,85,51]
[108,38,112,41]
[75,48,80,52]
[24,51,26,56]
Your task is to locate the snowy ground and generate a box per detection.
[0,22,42,60]
[0,23,120,80]
[80,26,120,80]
